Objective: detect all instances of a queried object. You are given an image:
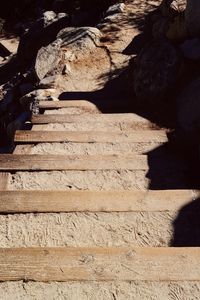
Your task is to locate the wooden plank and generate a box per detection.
[0,247,199,281]
[0,154,149,171]
[31,114,151,125]
[0,173,9,190]
[39,100,97,109]
[13,144,33,154]
[14,130,167,143]
[0,190,195,213]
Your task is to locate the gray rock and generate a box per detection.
[7,112,30,143]
[17,12,69,72]
[105,3,126,16]
[62,63,71,75]
[170,0,187,11]
[34,40,62,81]
[180,38,200,60]
[133,40,180,103]
[57,27,102,50]
[177,78,200,144]
[43,11,57,26]
[160,0,187,16]
[20,89,58,111]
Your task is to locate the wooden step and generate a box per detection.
[31,114,152,125]
[0,173,9,190]
[39,100,97,109]
[0,190,195,213]
[14,130,167,143]
[0,247,199,282]
[0,154,148,171]
[0,154,187,171]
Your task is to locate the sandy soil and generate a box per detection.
[0,211,174,247]
[1,281,200,300]
[28,141,162,155]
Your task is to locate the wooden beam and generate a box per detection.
[31,114,151,125]
[0,154,149,171]
[14,130,167,143]
[0,173,9,190]
[0,190,195,213]
[13,144,33,154]
[0,247,199,281]
[39,100,97,109]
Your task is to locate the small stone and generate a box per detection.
[62,63,71,75]
[105,3,126,16]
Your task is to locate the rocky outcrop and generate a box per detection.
[185,0,200,37]
[133,40,180,103]
[176,78,200,144]
[17,11,70,72]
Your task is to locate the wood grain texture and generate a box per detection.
[0,154,149,171]
[14,130,167,143]
[31,114,152,124]
[0,173,9,190]
[0,247,199,281]
[39,100,97,109]
[0,190,195,213]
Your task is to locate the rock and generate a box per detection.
[170,0,187,12]
[34,39,62,81]
[7,112,30,143]
[176,78,200,144]
[166,14,188,42]
[0,42,11,58]
[57,27,102,51]
[42,11,57,25]
[17,11,70,72]
[38,75,61,89]
[20,88,58,111]
[180,38,200,60]
[133,39,180,103]
[185,0,200,37]
[19,83,34,97]
[160,0,187,16]
[0,88,14,113]
[0,56,19,86]
[152,17,169,39]
[62,63,71,75]
[105,3,126,16]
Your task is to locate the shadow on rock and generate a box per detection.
[145,142,199,190]
[171,197,200,247]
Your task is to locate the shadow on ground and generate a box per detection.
[171,197,200,246]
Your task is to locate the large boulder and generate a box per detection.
[34,39,62,81]
[166,14,188,42]
[180,38,200,60]
[133,39,181,104]
[17,11,69,72]
[57,27,102,52]
[176,78,200,144]
[185,0,200,37]
[160,0,187,16]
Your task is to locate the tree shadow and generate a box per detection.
[171,197,200,247]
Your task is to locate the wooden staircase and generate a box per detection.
[0,99,199,297]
